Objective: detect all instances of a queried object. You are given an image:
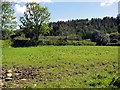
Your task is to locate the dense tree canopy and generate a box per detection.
[49,17,117,38]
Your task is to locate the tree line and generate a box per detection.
[0,1,120,47]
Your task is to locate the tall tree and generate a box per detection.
[20,2,50,42]
[91,31,110,45]
[117,14,120,33]
[0,1,17,39]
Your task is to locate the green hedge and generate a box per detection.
[11,40,38,47]
[71,40,96,46]
[11,39,97,47]
[11,38,120,47]
[107,42,120,46]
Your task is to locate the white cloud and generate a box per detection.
[58,19,69,22]
[100,0,119,6]
[6,0,52,3]
[14,4,26,16]
[14,4,26,29]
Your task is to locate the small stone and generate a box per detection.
[7,73,12,77]
[7,70,12,73]
[21,78,26,81]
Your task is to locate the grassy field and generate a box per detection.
[2,46,119,88]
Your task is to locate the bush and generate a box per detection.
[11,40,38,47]
[39,39,96,46]
[54,38,68,46]
[91,31,110,46]
[39,40,55,45]
[110,77,120,88]
[0,40,12,48]
[67,35,77,40]
[71,40,96,46]
[107,42,120,46]
[11,38,97,47]
[110,39,118,43]
[109,32,120,41]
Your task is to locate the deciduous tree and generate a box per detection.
[20,2,50,43]
[0,1,17,39]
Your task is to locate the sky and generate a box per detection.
[4,0,119,28]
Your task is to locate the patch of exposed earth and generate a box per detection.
[1,61,118,88]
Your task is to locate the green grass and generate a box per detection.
[2,46,118,66]
[2,46,119,88]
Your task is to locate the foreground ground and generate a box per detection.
[1,46,119,88]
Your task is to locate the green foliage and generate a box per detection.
[107,42,120,46]
[1,29,14,40]
[11,39,96,47]
[109,32,120,43]
[112,77,120,88]
[49,17,117,38]
[20,2,50,42]
[11,40,38,47]
[14,36,30,40]
[41,23,52,35]
[54,38,68,46]
[0,1,17,39]
[91,31,110,45]
[0,40,12,48]
[71,40,96,46]
[109,77,120,88]
[13,16,118,46]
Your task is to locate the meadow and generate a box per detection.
[2,46,119,88]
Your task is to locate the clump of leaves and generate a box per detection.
[87,79,101,87]
[109,77,120,88]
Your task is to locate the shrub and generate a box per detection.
[0,40,12,48]
[72,40,96,46]
[110,77,120,88]
[91,31,110,46]
[110,39,118,43]
[54,38,68,46]
[11,40,38,47]
[107,42,120,46]
[109,32,120,41]
[40,40,54,45]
